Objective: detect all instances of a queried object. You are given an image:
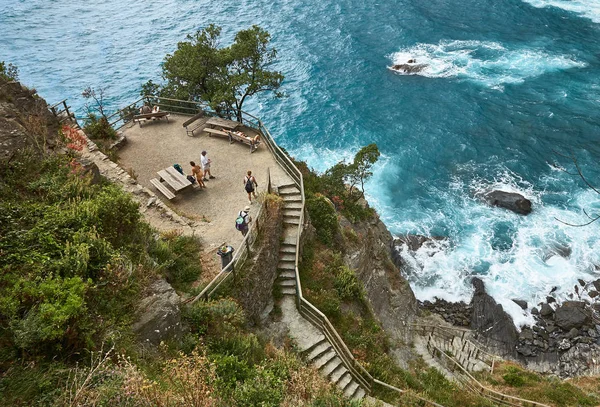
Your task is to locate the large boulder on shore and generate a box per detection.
[484,190,532,215]
[554,301,592,331]
[132,279,182,345]
[471,277,519,354]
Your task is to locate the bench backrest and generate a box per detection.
[134,112,169,119]
[182,111,205,128]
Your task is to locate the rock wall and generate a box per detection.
[341,213,418,342]
[234,197,283,324]
[132,279,182,345]
[0,77,61,160]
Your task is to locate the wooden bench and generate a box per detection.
[204,128,229,138]
[133,111,170,127]
[227,131,261,153]
[150,178,175,200]
[182,111,205,137]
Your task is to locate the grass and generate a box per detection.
[477,361,600,407]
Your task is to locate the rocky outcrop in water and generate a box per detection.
[484,190,532,215]
[391,64,428,74]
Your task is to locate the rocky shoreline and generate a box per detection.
[389,189,600,377]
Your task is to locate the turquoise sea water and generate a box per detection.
[3,0,600,326]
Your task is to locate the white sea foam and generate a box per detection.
[389,40,586,87]
[387,168,600,328]
[522,0,600,23]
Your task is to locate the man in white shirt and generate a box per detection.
[200,150,215,181]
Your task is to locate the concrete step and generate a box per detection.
[284,202,303,210]
[278,261,295,271]
[343,381,360,399]
[353,387,366,400]
[283,208,301,216]
[281,287,296,296]
[277,183,298,193]
[279,253,295,262]
[321,356,343,377]
[279,279,296,288]
[280,190,301,197]
[278,270,295,280]
[279,244,296,254]
[313,349,337,370]
[282,226,299,242]
[304,338,328,358]
[283,216,300,225]
[337,371,353,391]
[330,363,348,383]
[282,195,302,203]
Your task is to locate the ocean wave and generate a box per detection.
[522,0,600,23]
[386,167,600,328]
[388,40,586,87]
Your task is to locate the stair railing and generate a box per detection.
[187,168,271,305]
[427,338,550,407]
[412,323,498,373]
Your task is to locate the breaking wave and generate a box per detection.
[389,40,586,88]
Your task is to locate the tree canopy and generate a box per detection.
[149,24,284,121]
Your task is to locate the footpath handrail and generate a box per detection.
[426,338,549,407]
[187,168,271,305]
[412,323,498,371]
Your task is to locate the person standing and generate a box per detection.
[189,161,206,188]
[235,206,252,236]
[200,151,215,181]
[244,170,258,204]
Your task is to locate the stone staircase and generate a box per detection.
[426,333,491,373]
[276,183,367,401]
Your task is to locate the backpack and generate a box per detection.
[173,163,184,175]
[245,176,254,193]
[235,212,247,231]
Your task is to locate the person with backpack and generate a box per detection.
[244,170,258,204]
[189,161,206,188]
[235,206,252,236]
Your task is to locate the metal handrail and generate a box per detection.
[412,323,498,369]
[427,339,550,407]
[187,168,271,305]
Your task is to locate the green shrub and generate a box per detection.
[306,194,339,246]
[184,298,245,336]
[83,113,117,141]
[212,353,252,389]
[149,233,202,290]
[334,265,364,300]
[503,371,526,387]
[233,366,284,407]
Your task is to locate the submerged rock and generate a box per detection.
[512,299,528,310]
[484,190,532,215]
[392,234,446,252]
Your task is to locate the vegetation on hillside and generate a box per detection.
[145,24,284,121]
[299,143,380,227]
[0,61,19,81]
[477,362,599,407]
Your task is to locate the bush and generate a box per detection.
[232,366,285,407]
[83,113,117,141]
[185,298,245,337]
[306,194,339,246]
[333,265,364,300]
[149,233,202,290]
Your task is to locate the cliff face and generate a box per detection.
[0,77,60,160]
[340,213,418,342]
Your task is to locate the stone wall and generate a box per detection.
[234,196,284,324]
